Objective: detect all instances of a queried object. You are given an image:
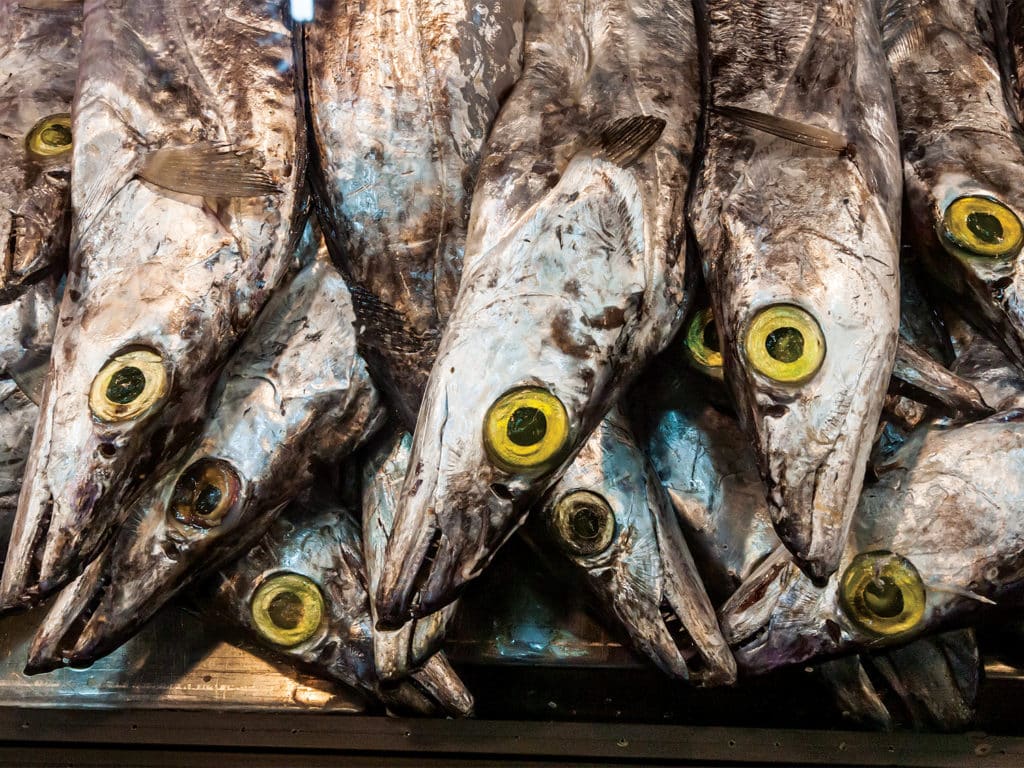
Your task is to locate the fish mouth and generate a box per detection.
[378,653,474,718]
[376,520,449,629]
[373,603,457,682]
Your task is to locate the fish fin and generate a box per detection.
[880,0,932,64]
[925,581,996,606]
[890,338,994,418]
[587,115,666,167]
[348,283,439,357]
[712,105,851,154]
[9,352,49,406]
[138,143,280,198]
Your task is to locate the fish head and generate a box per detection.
[722,411,1024,673]
[712,209,899,584]
[533,408,736,684]
[0,17,77,300]
[909,167,1024,368]
[376,152,674,625]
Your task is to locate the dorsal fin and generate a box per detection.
[587,115,666,167]
[880,0,934,65]
[712,105,852,155]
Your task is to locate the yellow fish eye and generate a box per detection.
[941,195,1023,259]
[684,307,724,380]
[26,113,73,160]
[839,550,926,637]
[483,387,570,473]
[550,489,615,556]
[743,305,825,385]
[251,572,325,648]
[170,459,240,529]
[89,349,168,422]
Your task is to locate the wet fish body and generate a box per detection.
[884,0,1024,368]
[307,0,525,428]
[690,0,902,582]
[205,501,473,717]
[27,243,382,669]
[378,0,701,625]
[528,405,736,684]
[0,0,79,302]
[2,0,308,609]
[722,411,1024,673]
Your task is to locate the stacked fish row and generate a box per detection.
[1,0,1023,726]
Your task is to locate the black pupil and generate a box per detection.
[106,366,146,404]
[570,505,603,542]
[966,211,1004,244]
[863,577,904,619]
[507,406,547,446]
[41,123,71,148]
[194,483,223,517]
[765,326,804,363]
[268,591,305,630]
[702,320,720,353]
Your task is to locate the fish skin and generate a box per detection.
[26,242,383,670]
[527,405,736,685]
[1,0,308,610]
[1011,0,1024,121]
[720,410,1024,674]
[633,353,978,723]
[361,429,458,680]
[690,0,902,583]
[377,0,700,625]
[883,0,1024,368]
[0,0,79,303]
[307,0,525,430]
[949,317,1024,410]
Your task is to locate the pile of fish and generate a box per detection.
[2,0,1024,727]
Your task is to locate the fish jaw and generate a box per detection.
[380,653,474,718]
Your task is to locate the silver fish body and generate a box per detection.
[528,405,736,684]
[690,0,903,583]
[306,0,525,428]
[634,355,979,722]
[884,0,1024,368]
[205,501,474,717]
[721,410,1024,673]
[0,0,79,302]
[377,0,700,625]
[2,0,309,610]
[361,430,458,680]
[26,242,382,670]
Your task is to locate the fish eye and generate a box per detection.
[26,113,73,160]
[743,304,825,385]
[684,307,724,379]
[838,550,925,637]
[941,196,1023,259]
[550,489,615,556]
[483,386,570,473]
[89,349,169,422]
[250,572,325,647]
[170,459,240,529]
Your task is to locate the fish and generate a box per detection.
[633,347,978,723]
[689,0,903,583]
[377,0,701,626]
[818,629,979,731]
[361,429,458,680]
[883,0,1024,370]
[1,0,309,610]
[720,409,1024,674]
[26,240,383,670]
[306,0,525,429]
[204,502,473,716]
[0,0,80,303]
[526,405,736,684]
[1011,0,1024,122]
